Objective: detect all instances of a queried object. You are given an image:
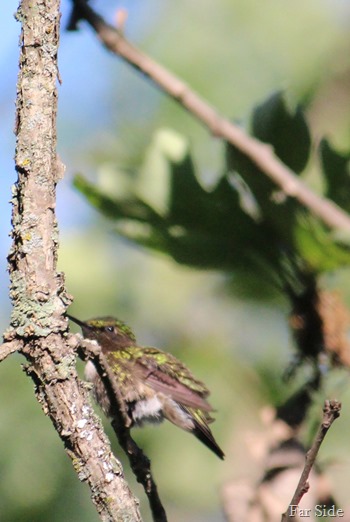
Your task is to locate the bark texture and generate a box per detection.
[4,1,142,520]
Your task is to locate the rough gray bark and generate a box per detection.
[3,0,142,520]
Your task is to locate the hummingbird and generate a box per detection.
[68,314,224,459]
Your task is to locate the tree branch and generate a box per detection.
[68,0,350,233]
[6,1,142,520]
[281,400,341,522]
[77,336,168,522]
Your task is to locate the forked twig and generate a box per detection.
[281,400,341,522]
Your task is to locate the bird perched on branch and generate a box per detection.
[68,314,224,459]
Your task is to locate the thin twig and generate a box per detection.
[111,420,168,522]
[78,337,131,427]
[76,335,168,522]
[281,400,341,522]
[68,0,350,232]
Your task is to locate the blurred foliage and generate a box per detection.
[74,92,350,292]
[3,0,350,521]
[321,138,350,213]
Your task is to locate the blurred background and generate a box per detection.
[2,1,350,520]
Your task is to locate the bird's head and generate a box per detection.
[68,314,136,351]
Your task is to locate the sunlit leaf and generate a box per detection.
[320,139,350,213]
[73,174,164,226]
[295,213,350,271]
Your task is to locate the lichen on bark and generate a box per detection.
[4,1,143,520]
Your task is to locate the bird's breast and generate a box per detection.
[84,361,113,417]
[84,361,194,431]
[85,360,98,382]
[131,395,164,426]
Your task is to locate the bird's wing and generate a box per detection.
[144,368,213,411]
[134,347,214,412]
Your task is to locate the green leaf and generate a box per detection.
[168,152,209,227]
[295,213,350,271]
[225,140,301,255]
[73,117,350,294]
[225,92,314,256]
[113,221,170,254]
[252,91,311,173]
[320,139,350,212]
[73,174,164,226]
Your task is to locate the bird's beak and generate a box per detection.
[67,314,90,329]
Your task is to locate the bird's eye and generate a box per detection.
[105,326,114,333]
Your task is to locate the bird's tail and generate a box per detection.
[185,407,225,460]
